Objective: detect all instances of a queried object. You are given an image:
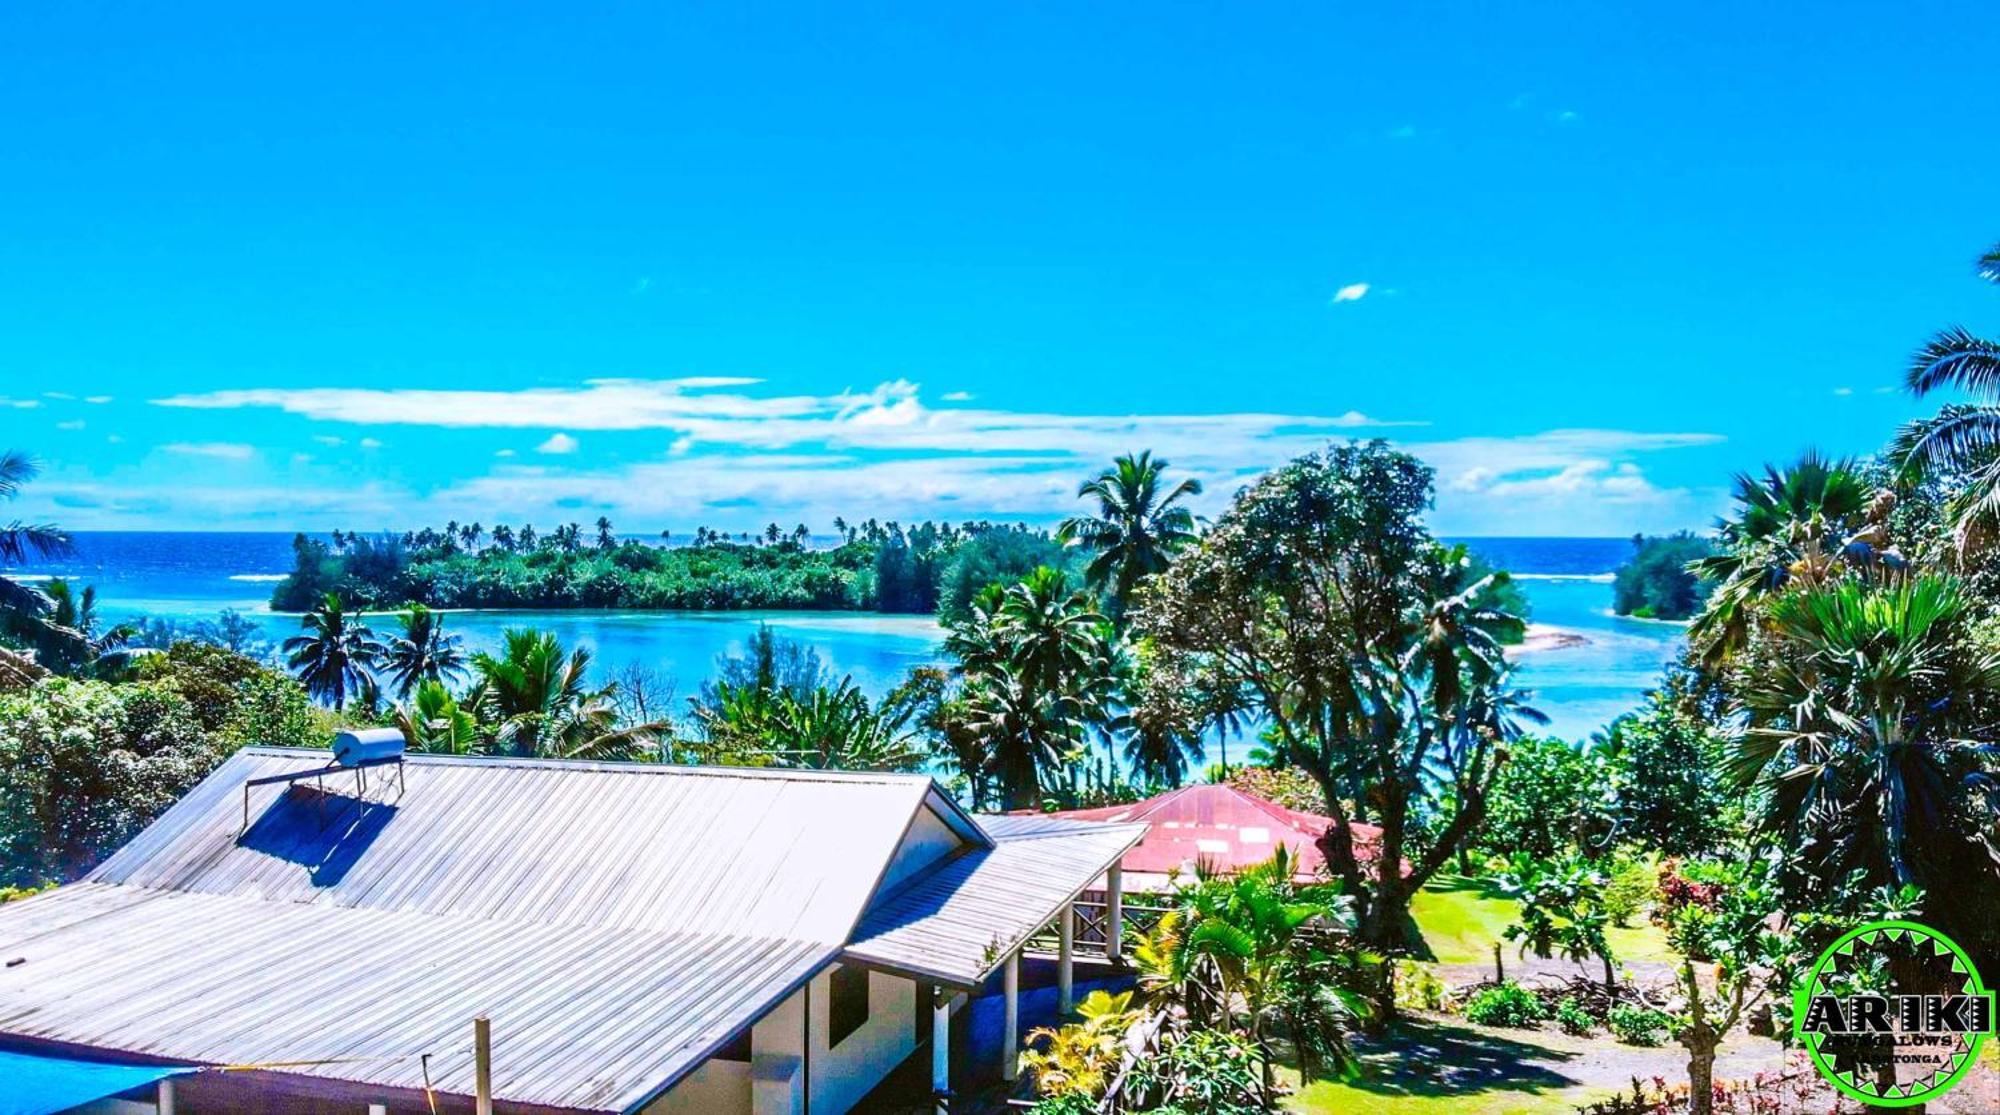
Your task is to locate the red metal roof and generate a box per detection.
[1038,783,1383,883]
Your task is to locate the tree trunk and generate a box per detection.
[1686,1043,1716,1115]
[1602,952,1616,997]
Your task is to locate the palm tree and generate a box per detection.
[1892,241,2000,556]
[38,579,134,676]
[1729,575,2000,951]
[468,628,661,759]
[1688,452,1890,661]
[380,604,467,698]
[283,593,383,709]
[699,676,927,772]
[946,567,1116,807]
[1056,451,1203,618]
[395,679,483,754]
[0,451,86,661]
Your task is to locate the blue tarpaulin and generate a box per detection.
[0,1048,196,1115]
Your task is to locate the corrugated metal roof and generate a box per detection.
[0,747,1147,1110]
[1,748,952,1111]
[842,821,1146,989]
[0,882,822,1113]
[1037,783,1385,881]
[91,748,935,942]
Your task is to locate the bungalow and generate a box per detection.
[0,743,1143,1114]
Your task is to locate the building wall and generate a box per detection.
[641,964,918,1115]
[876,805,963,897]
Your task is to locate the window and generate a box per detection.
[829,964,870,1047]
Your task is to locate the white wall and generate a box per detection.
[642,964,918,1115]
[877,805,963,897]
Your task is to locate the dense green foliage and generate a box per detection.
[1461,982,1546,1028]
[1133,441,1539,978]
[0,643,331,886]
[1610,532,1713,619]
[271,518,1080,616]
[1477,737,1613,861]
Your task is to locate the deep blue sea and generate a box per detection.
[1,533,1679,742]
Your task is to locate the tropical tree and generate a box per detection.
[35,580,134,677]
[1728,575,2000,957]
[395,679,483,754]
[945,567,1116,808]
[0,451,87,665]
[1891,241,2000,557]
[467,628,661,760]
[1134,441,1537,996]
[696,676,926,772]
[1688,452,1894,661]
[282,593,382,709]
[380,605,467,698]
[1056,450,1203,619]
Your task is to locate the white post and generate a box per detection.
[156,1080,175,1115]
[369,1106,388,1115]
[1058,903,1075,1014]
[931,991,951,1113]
[1002,952,1020,1082]
[1106,864,1125,964]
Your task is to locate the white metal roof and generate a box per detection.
[843,818,1147,988]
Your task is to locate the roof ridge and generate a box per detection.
[235,745,937,785]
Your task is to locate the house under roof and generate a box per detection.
[1038,782,1382,890]
[0,748,1144,1114]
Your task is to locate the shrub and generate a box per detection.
[1553,996,1596,1036]
[1463,982,1547,1028]
[1600,856,1655,927]
[1126,1029,1265,1115]
[1606,1004,1672,1046]
[1393,959,1449,1013]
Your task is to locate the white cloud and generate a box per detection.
[1554,109,1580,125]
[537,432,580,455]
[44,392,74,401]
[941,391,974,402]
[84,396,114,404]
[495,448,517,458]
[2,398,42,410]
[358,437,383,450]
[161,442,256,461]
[312,435,345,447]
[55,420,85,431]
[1832,386,1854,397]
[1331,283,1371,304]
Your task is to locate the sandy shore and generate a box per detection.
[1515,624,1591,653]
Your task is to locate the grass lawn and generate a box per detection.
[1275,876,1682,1113]
[1277,1016,1619,1115]
[1406,874,1673,969]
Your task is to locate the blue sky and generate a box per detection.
[2,3,1997,535]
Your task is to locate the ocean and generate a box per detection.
[1,533,1680,742]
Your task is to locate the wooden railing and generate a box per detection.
[1024,895,1176,958]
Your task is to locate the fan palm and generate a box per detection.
[381,605,467,698]
[283,593,382,709]
[1729,576,2000,947]
[1891,241,2000,556]
[703,676,926,772]
[1688,452,1890,661]
[1056,450,1203,618]
[468,628,661,759]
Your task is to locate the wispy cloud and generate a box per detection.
[1833,386,1854,397]
[1387,124,1419,140]
[941,391,974,402]
[2,398,42,410]
[161,442,257,460]
[537,432,580,455]
[55,420,85,431]
[1331,283,1371,304]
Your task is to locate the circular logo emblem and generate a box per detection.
[1794,920,1995,1107]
